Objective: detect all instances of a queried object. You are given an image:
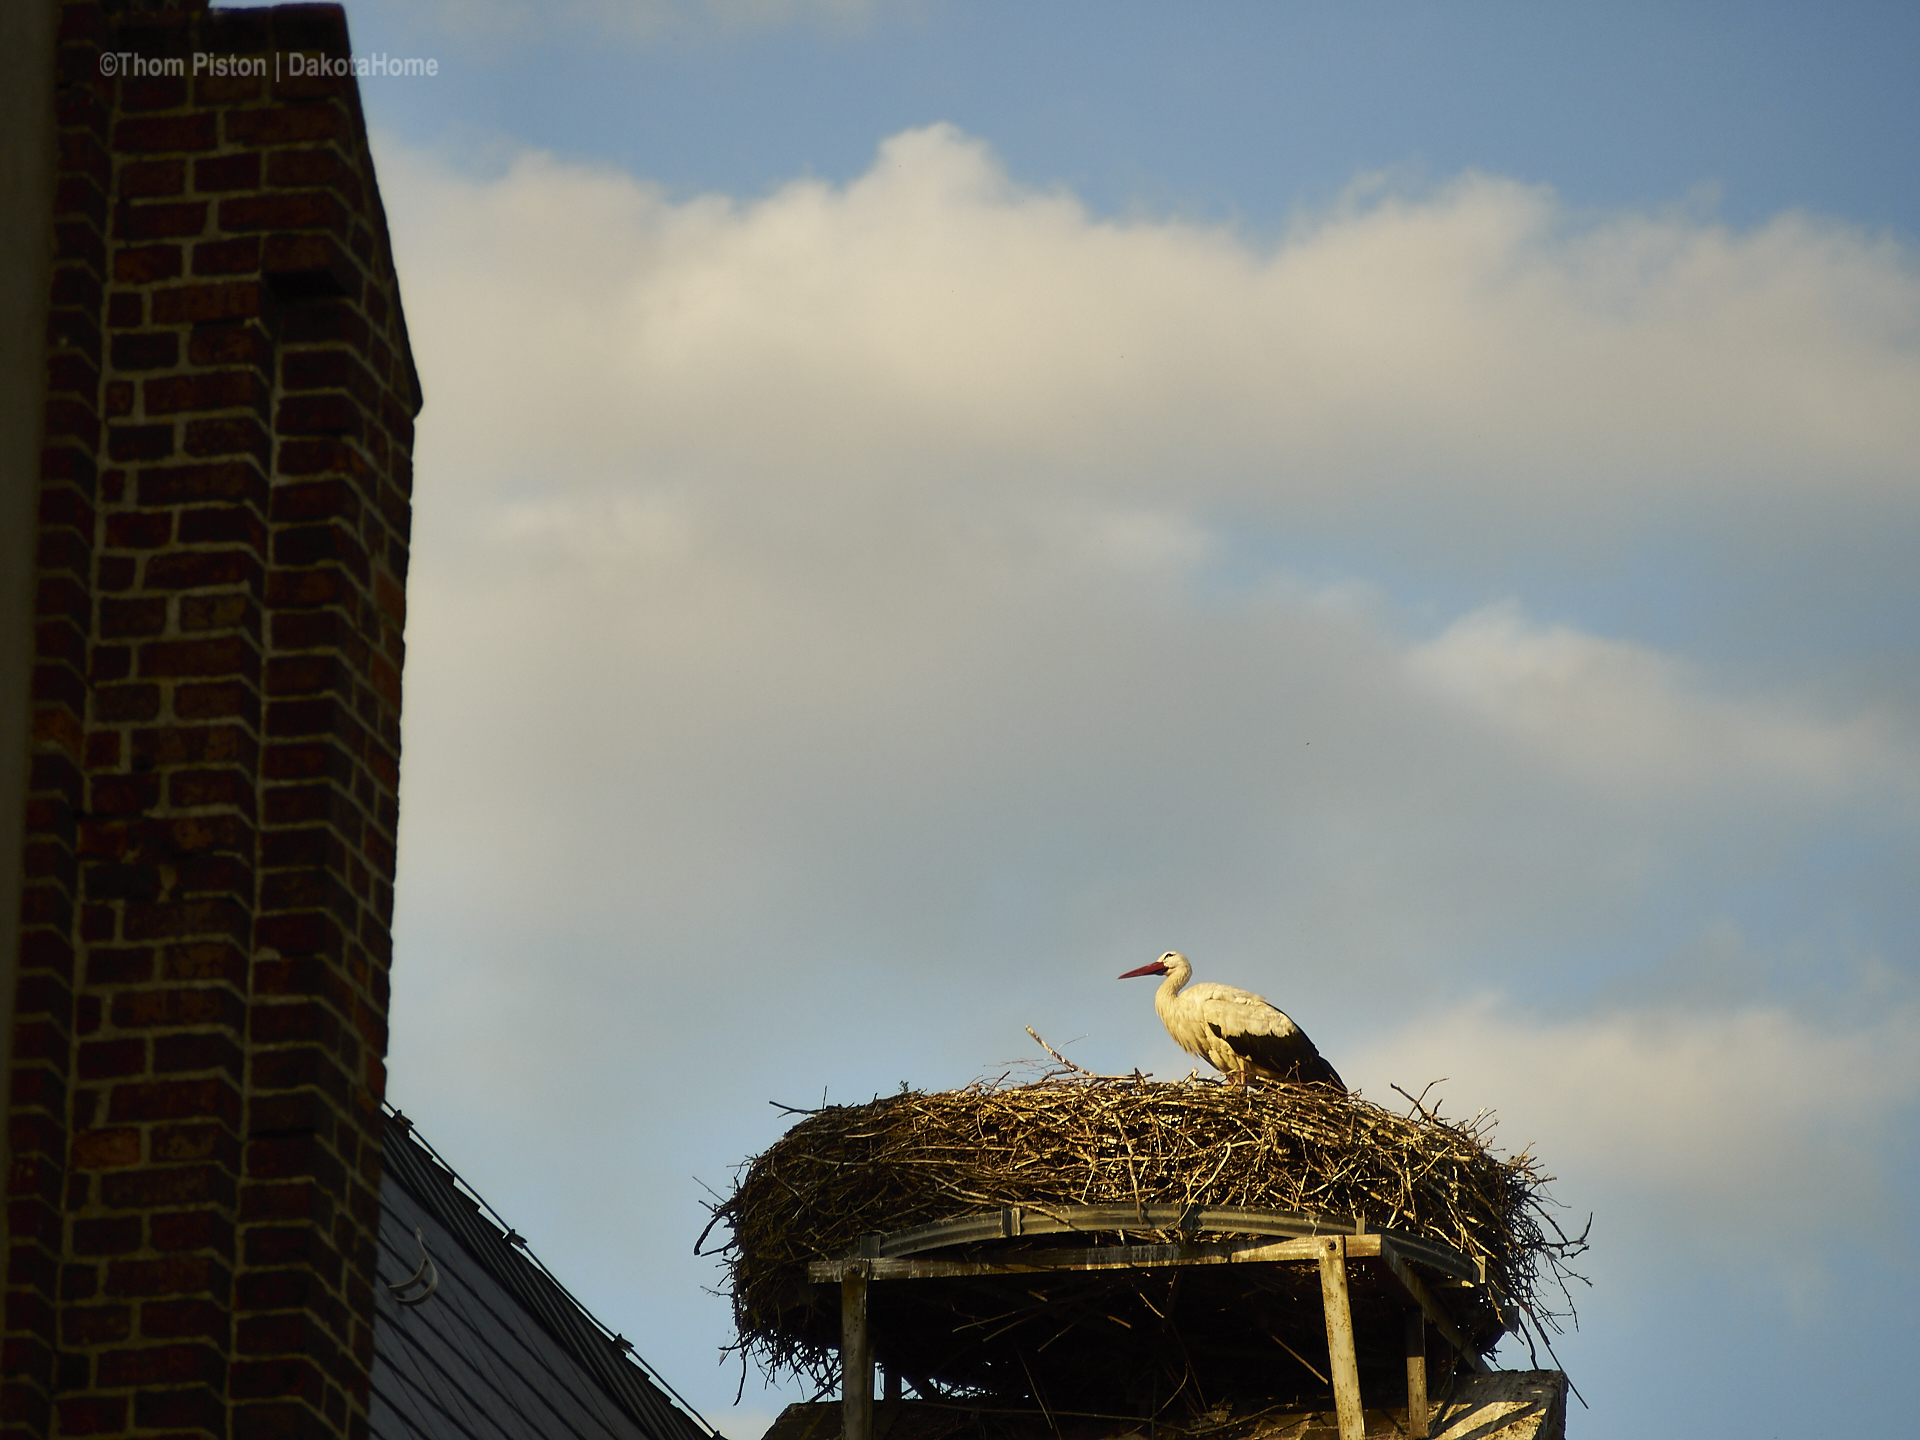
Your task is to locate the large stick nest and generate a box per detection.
[703,1073,1585,1414]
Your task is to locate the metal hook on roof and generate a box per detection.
[389,1227,439,1307]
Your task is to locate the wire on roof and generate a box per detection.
[381,1100,721,1439]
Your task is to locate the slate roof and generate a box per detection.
[371,1107,718,1440]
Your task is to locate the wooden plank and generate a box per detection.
[841,1264,872,1440]
[1314,1237,1366,1440]
[1405,1310,1429,1439]
[814,1234,1356,1283]
[870,1204,1369,1258]
[1378,1241,1488,1376]
[1235,1234,1373,1265]
[814,1244,1229,1282]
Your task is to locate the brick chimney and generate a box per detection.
[5,4,422,1438]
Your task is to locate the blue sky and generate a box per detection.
[263,3,1920,1435]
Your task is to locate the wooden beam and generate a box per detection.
[812,1234,1358,1283]
[1404,1310,1429,1439]
[1315,1237,1366,1440]
[841,1263,872,1440]
[869,1204,1370,1258]
[1378,1240,1488,1376]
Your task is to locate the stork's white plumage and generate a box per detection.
[1119,951,1345,1092]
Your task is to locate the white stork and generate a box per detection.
[1119,951,1345,1092]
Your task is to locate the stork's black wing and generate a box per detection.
[1208,1019,1346,1093]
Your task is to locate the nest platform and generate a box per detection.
[707,1077,1578,1440]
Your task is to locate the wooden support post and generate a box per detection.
[1404,1309,1429,1439]
[842,1263,872,1440]
[1316,1236,1366,1440]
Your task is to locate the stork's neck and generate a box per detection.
[1154,956,1192,1011]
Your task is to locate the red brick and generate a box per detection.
[72,1216,142,1257]
[128,723,256,771]
[140,1297,228,1340]
[179,503,268,549]
[112,986,247,1033]
[274,394,361,438]
[188,321,275,368]
[103,510,173,549]
[270,524,367,581]
[70,1128,141,1169]
[150,1209,233,1254]
[199,64,268,105]
[161,940,251,986]
[135,1385,228,1432]
[84,947,156,985]
[167,767,257,809]
[264,147,356,192]
[100,1168,238,1214]
[106,424,175,463]
[109,329,180,369]
[50,260,103,310]
[150,1121,242,1167]
[175,680,261,724]
[114,113,218,153]
[154,1031,246,1080]
[263,233,359,299]
[195,151,261,192]
[107,1077,243,1127]
[144,548,264,594]
[120,902,251,948]
[260,747,352,789]
[195,235,264,276]
[77,1031,150,1076]
[95,669,155,720]
[90,773,161,816]
[151,280,271,325]
[114,199,209,241]
[225,103,346,147]
[97,555,138,591]
[175,853,253,894]
[97,1341,226,1387]
[179,592,259,634]
[137,459,268,508]
[56,1396,128,1436]
[137,637,259,680]
[120,159,187,198]
[228,1354,328,1405]
[121,74,191,113]
[98,596,166,638]
[218,191,349,237]
[113,243,184,283]
[251,910,345,961]
[281,350,375,401]
[146,370,270,417]
[60,1305,133,1347]
[275,437,369,482]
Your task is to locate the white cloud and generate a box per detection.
[1349,972,1920,1308]
[384,125,1920,540]
[1406,600,1913,799]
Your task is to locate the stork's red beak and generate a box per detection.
[1118,960,1169,979]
